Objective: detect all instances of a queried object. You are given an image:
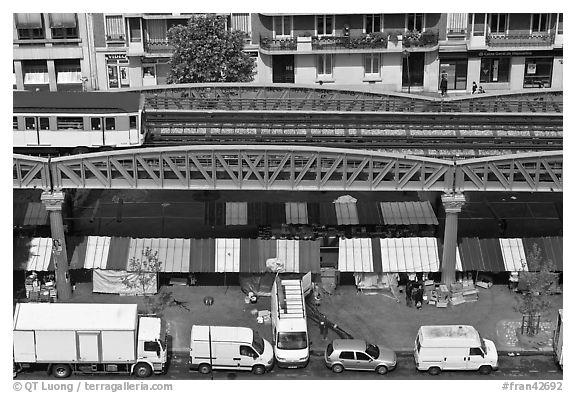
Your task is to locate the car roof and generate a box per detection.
[332,339,367,352]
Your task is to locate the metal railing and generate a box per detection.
[311,34,388,50]
[486,32,555,47]
[259,36,297,51]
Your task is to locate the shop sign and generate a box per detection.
[478,51,533,57]
[105,54,127,60]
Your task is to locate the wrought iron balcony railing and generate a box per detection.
[486,32,555,47]
[311,33,388,50]
[144,39,174,54]
[259,36,297,51]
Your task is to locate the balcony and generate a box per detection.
[311,33,388,50]
[259,36,297,51]
[144,39,174,54]
[486,32,555,48]
[402,30,439,49]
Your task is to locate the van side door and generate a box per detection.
[443,348,467,370]
[466,347,486,370]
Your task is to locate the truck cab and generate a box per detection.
[136,317,168,376]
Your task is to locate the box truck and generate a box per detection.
[553,309,563,369]
[13,303,167,378]
[414,325,498,375]
[271,277,309,368]
[189,325,274,374]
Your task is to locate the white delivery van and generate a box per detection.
[189,325,274,375]
[553,309,563,369]
[414,325,498,375]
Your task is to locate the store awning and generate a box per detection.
[127,238,191,272]
[239,239,320,273]
[285,202,308,224]
[334,202,359,225]
[523,237,563,271]
[226,202,248,225]
[338,238,440,272]
[13,237,54,271]
[379,201,438,225]
[13,202,49,227]
[49,13,77,28]
[457,238,506,271]
[500,238,529,272]
[15,13,43,29]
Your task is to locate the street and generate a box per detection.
[15,354,561,380]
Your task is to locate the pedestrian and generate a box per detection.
[440,71,448,97]
[508,272,519,292]
[405,280,413,307]
[478,86,485,94]
[472,81,478,94]
[319,316,329,340]
[414,285,424,310]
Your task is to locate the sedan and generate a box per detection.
[324,339,397,375]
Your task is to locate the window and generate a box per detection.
[49,13,78,39]
[57,117,83,130]
[55,60,81,84]
[339,351,355,360]
[365,14,381,33]
[15,13,45,40]
[23,61,49,85]
[39,117,50,130]
[240,345,257,358]
[105,118,116,131]
[364,54,380,76]
[317,54,333,77]
[277,332,307,350]
[532,14,549,33]
[558,14,563,34]
[469,347,484,356]
[252,332,265,355]
[326,343,334,356]
[356,352,371,361]
[439,59,468,90]
[480,57,510,83]
[25,118,36,130]
[407,13,423,32]
[489,14,507,33]
[106,15,125,40]
[13,117,19,130]
[273,16,292,38]
[129,116,137,130]
[128,18,142,42]
[91,118,102,130]
[472,13,487,36]
[523,57,553,88]
[316,15,334,36]
[144,341,160,352]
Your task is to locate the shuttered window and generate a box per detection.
[105,15,125,40]
[447,13,467,33]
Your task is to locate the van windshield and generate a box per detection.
[252,332,265,355]
[277,332,308,350]
[480,337,487,355]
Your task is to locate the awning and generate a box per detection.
[457,238,506,271]
[127,238,191,272]
[49,13,77,28]
[523,237,563,271]
[226,202,248,225]
[285,202,308,224]
[15,13,43,29]
[13,202,49,227]
[215,238,240,272]
[13,237,54,271]
[334,202,359,225]
[500,238,528,272]
[379,201,438,225]
[338,238,440,272]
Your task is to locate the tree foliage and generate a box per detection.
[167,14,255,83]
[122,247,161,296]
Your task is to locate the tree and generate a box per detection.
[514,243,557,336]
[167,14,255,83]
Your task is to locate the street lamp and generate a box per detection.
[203,296,214,380]
[403,50,411,94]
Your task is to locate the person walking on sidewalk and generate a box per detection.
[319,316,329,340]
[405,280,413,307]
[440,70,448,97]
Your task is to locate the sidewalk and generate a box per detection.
[68,282,561,359]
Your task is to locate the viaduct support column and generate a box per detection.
[441,193,466,285]
[41,191,72,300]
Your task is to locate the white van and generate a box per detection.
[189,325,274,375]
[414,325,498,375]
[553,310,563,369]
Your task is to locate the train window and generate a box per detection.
[13,117,18,130]
[91,118,102,130]
[25,117,36,130]
[105,118,116,131]
[57,117,83,130]
[39,117,50,130]
[129,116,137,130]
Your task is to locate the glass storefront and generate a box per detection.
[402,52,424,87]
[106,54,129,89]
[439,59,468,90]
[523,57,553,88]
[480,57,510,83]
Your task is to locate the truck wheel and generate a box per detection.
[134,363,152,378]
[198,364,211,374]
[332,364,344,373]
[479,365,492,375]
[52,364,72,378]
[252,365,266,375]
[428,366,441,376]
[376,365,388,375]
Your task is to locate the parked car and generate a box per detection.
[324,339,396,374]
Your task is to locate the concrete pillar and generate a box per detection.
[41,191,72,300]
[441,193,466,285]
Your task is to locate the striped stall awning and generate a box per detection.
[379,201,438,225]
[13,202,49,227]
[226,202,248,225]
[523,237,563,271]
[70,237,320,273]
[500,238,529,272]
[457,238,507,272]
[285,202,308,224]
[334,202,359,225]
[13,237,54,271]
[338,238,440,273]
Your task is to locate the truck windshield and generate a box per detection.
[366,343,379,358]
[480,337,487,355]
[277,332,308,350]
[252,332,265,355]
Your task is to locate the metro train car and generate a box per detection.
[13,91,145,154]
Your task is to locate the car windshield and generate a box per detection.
[252,332,265,355]
[480,337,487,355]
[366,343,379,358]
[277,332,308,350]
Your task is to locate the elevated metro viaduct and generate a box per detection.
[14,146,562,300]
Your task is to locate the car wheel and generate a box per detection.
[376,365,388,375]
[198,363,212,374]
[52,364,72,378]
[428,366,441,375]
[479,365,493,375]
[332,364,344,373]
[253,365,266,375]
[134,363,152,378]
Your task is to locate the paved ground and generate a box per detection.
[66,282,562,357]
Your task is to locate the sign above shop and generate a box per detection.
[478,51,534,57]
[105,54,127,60]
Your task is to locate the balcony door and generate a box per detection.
[272,55,294,83]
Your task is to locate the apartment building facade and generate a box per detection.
[13,13,563,93]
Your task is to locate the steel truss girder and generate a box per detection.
[49,146,455,192]
[454,151,563,192]
[13,154,51,190]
